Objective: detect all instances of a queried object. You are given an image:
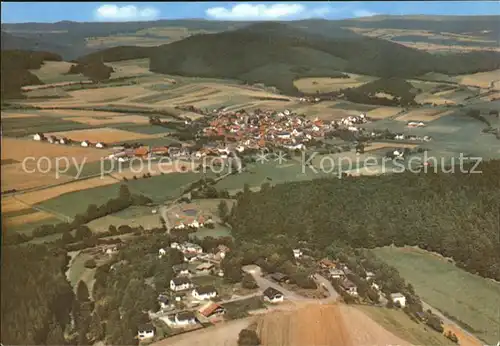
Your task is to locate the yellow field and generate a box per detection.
[1,138,112,163]
[365,142,418,152]
[38,109,130,117]
[1,163,73,191]
[68,85,151,103]
[367,107,402,119]
[2,196,32,213]
[30,61,90,83]
[5,210,55,226]
[61,115,150,126]
[452,69,500,90]
[15,176,118,206]
[1,112,40,119]
[45,127,159,143]
[396,109,453,122]
[294,74,375,93]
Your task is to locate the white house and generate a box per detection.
[81,140,90,147]
[170,242,181,250]
[170,277,193,292]
[48,136,58,144]
[329,269,345,279]
[390,293,406,307]
[137,324,155,341]
[59,137,69,145]
[33,133,44,141]
[192,285,218,300]
[341,279,358,296]
[182,242,203,254]
[263,287,284,303]
[158,248,167,259]
[365,272,375,281]
[95,142,106,149]
[293,249,303,259]
[164,311,197,328]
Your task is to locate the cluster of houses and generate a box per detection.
[33,133,107,148]
[170,215,214,231]
[393,133,432,142]
[318,258,406,307]
[201,108,367,152]
[298,96,321,103]
[407,121,426,128]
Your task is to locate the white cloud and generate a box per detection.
[353,9,378,18]
[205,3,332,21]
[94,4,160,21]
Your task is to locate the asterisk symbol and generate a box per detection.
[274,151,288,165]
[256,150,269,164]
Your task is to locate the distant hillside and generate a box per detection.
[77,45,156,63]
[338,15,500,39]
[150,22,500,95]
[0,50,62,100]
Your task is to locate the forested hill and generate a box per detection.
[228,160,500,281]
[1,245,74,345]
[149,22,500,95]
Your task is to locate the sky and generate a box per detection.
[1,1,499,23]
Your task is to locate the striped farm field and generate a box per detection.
[396,109,453,122]
[1,138,111,163]
[68,85,151,103]
[15,176,119,207]
[5,210,55,227]
[1,112,40,119]
[366,107,403,119]
[44,127,161,143]
[1,163,73,191]
[60,115,150,126]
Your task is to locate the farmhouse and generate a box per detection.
[196,262,215,275]
[95,142,106,149]
[319,258,337,269]
[263,287,284,303]
[81,140,91,147]
[198,301,225,319]
[48,135,58,144]
[59,137,69,145]
[184,253,198,263]
[33,132,45,141]
[293,249,303,259]
[137,323,155,341]
[390,292,407,307]
[192,285,218,300]
[165,311,198,328]
[158,248,167,258]
[270,272,289,283]
[340,279,358,296]
[170,277,193,292]
[329,269,345,279]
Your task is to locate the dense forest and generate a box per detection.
[1,245,74,345]
[0,49,61,99]
[228,160,500,280]
[341,78,418,106]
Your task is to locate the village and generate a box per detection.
[128,236,414,343]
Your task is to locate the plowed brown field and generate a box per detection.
[256,303,410,346]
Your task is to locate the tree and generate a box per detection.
[119,184,131,201]
[45,319,66,345]
[76,281,90,302]
[75,225,92,240]
[241,273,259,289]
[159,216,167,230]
[87,312,104,343]
[84,259,97,269]
[238,329,261,346]
[218,200,229,221]
[62,231,74,244]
